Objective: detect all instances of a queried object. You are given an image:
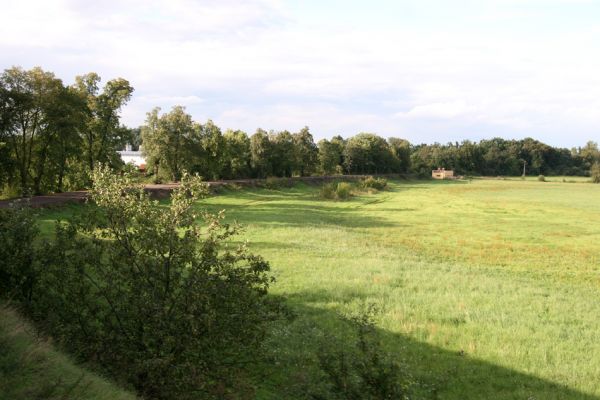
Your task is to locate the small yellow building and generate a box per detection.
[432,168,454,180]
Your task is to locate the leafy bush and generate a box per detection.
[0,184,22,200]
[264,176,292,189]
[3,166,282,399]
[335,182,352,199]
[538,175,546,182]
[319,182,336,199]
[591,162,600,183]
[320,181,353,200]
[121,162,139,175]
[359,176,388,191]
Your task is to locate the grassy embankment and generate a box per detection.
[35,178,600,399]
[0,305,136,400]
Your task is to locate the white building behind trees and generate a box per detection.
[118,144,146,170]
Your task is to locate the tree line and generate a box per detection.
[140,106,600,182]
[2,66,600,197]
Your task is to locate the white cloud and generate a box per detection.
[395,101,477,120]
[1,0,599,146]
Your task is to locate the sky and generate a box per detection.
[1,0,600,147]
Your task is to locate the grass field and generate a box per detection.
[37,178,600,399]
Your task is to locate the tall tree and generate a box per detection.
[74,73,133,173]
[223,129,251,179]
[197,119,226,180]
[387,137,411,173]
[343,133,394,174]
[318,138,343,175]
[42,85,87,192]
[141,106,195,181]
[292,126,318,176]
[0,67,65,194]
[250,129,272,178]
[269,130,295,177]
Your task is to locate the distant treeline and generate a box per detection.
[2,66,599,196]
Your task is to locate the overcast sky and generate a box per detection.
[2,0,600,147]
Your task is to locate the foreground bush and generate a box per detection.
[2,166,282,399]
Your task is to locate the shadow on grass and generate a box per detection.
[201,198,403,229]
[258,290,599,400]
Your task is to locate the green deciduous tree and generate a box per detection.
[591,162,600,183]
[387,137,411,173]
[196,119,226,180]
[74,73,133,173]
[141,106,195,181]
[250,128,272,178]
[269,130,295,177]
[343,133,394,174]
[0,67,88,194]
[223,129,251,179]
[293,126,318,176]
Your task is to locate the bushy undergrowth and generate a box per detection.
[591,162,600,183]
[263,176,294,189]
[320,177,387,201]
[358,176,388,191]
[0,165,283,399]
[320,181,353,200]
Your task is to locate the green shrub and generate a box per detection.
[264,176,292,189]
[320,181,353,201]
[0,184,22,200]
[335,182,352,199]
[121,162,139,175]
[591,162,600,183]
[319,182,337,199]
[359,176,388,191]
[538,175,546,182]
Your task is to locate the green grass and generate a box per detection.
[0,305,136,400]
[36,178,600,399]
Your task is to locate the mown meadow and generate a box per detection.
[37,178,600,399]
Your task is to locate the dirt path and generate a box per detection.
[0,175,404,209]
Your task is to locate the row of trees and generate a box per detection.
[2,66,600,196]
[411,138,600,177]
[140,106,411,181]
[142,106,599,181]
[141,106,413,182]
